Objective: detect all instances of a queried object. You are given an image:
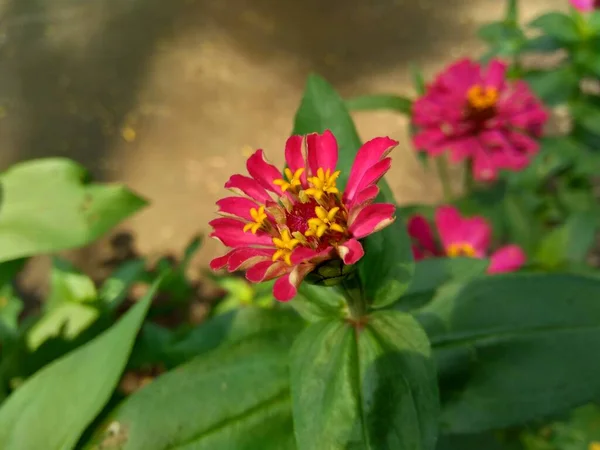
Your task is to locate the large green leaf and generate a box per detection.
[84,310,301,450]
[0,279,158,450]
[290,311,439,450]
[293,74,363,187]
[418,274,600,433]
[360,214,414,309]
[522,67,579,106]
[395,258,489,312]
[528,12,579,43]
[345,94,412,115]
[164,306,305,367]
[0,158,147,262]
[292,75,414,308]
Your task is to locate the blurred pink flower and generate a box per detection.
[412,58,548,181]
[407,205,526,273]
[570,0,600,11]
[210,130,398,301]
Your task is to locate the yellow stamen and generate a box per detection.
[306,206,345,238]
[243,206,267,234]
[467,85,498,110]
[273,167,305,193]
[589,442,600,450]
[304,167,341,201]
[272,229,300,266]
[446,242,476,258]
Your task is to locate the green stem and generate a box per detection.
[341,272,366,320]
[435,155,453,203]
[464,159,475,194]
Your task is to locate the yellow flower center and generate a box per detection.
[272,229,300,265]
[243,206,268,234]
[306,206,346,238]
[446,242,477,258]
[304,168,341,201]
[467,85,498,111]
[273,167,305,193]
[590,443,600,450]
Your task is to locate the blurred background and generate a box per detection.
[0,0,565,275]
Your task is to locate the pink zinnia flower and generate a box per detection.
[210,130,398,301]
[412,58,548,181]
[407,205,526,273]
[570,0,600,11]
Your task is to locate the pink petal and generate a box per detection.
[488,245,526,273]
[273,264,315,302]
[345,137,398,203]
[569,0,596,12]
[484,59,507,91]
[246,149,284,194]
[337,238,365,265]
[407,215,438,255]
[216,197,258,220]
[245,260,288,283]
[225,174,272,203]
[413,129,450,154]
[306,130,338,175]
[349,185,380,209]
[435,206,491,256]
[349,203,396,239]
[412,245,426,261]
[434,206,463,250]
[290,246,328,265]
[285,135,307,185]
[472,152,498,181]
[210,252,231,271]
[354,158,392,196]
[228,248,274,271]
[461,217,491,255]
[209,218,273,248]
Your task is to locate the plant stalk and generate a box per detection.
[435,155,453,202]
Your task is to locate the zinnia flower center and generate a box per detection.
[286,199,320,234]
[466,84,498,123]
[446,242,477,258]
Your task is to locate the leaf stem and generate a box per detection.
[464,159,475,194]
[435,155,453,203]
[341,272,366,320]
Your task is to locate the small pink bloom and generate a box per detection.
[210,130,398,301]
[412,58,548,181]
[407,205,526,274]
[570,0,600,12]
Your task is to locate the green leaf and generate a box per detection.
[534,212,599,269]
[293,283,346,322]
[521,35,562,53]
[345,94,412,115]
[529,12,579,43]
[522,67,579,106]
[395,258,489,311]
[98,259,147,311]
[571,101,600,135]
[0,285,23,343]
[418,273,600,433]
[84,312,300,450]
[46,258,97,310]
[0,279,158,450]
[0,158,147,263]
[26,302,100,351]
[290,311,439,450]
[293,74,362,187]
[359,213,414,309]
[410,63,426,95]
[164,306,305,367]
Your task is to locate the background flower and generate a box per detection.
[412,58,548,181]
[408,205,526,273]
